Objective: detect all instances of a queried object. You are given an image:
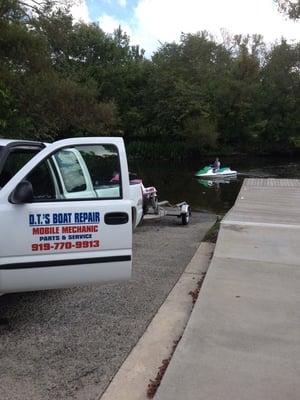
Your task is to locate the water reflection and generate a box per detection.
[197,176,238,189]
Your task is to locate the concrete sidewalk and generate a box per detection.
[100,241,215,400]
[155,179,300,400]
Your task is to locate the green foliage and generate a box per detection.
[0,1,299,158]
[183,115,218,150]
[0,0,122,140]
[0,86,14,129]
[203,218,221,243]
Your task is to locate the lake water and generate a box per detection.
[130,156,300,215]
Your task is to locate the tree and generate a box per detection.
[275,0,300,19]
[0,1,299,157]
[258,40,300,151]
[0,1,121,140]
[18,0,81,16]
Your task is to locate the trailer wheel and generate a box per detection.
[151,195,159,214]
[181,212,190,225]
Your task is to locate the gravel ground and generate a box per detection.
[0,212,215,400]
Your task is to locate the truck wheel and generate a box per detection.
[181,212,190,225]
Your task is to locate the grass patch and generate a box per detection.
[203,217,222,243]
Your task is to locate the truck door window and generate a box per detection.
[77,144,121,199]
[26,160,56,200]
[54,150,87,193]
[0,148,40,188]
[13,144,122,202]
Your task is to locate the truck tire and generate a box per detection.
[181,212,190,225]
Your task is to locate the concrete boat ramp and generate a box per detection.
[155,179,300,400]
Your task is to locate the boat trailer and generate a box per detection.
[143,200,191,225]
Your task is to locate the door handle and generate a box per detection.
[104,212,129,225]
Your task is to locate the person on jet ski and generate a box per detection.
[213,157,220,172]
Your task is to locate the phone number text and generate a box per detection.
[32,240,100,251]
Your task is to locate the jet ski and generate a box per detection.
[195,165,237,178]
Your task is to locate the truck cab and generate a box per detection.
[0,137,134,294]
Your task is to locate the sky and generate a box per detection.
[70,0,300,55]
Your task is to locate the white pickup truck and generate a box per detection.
[0,137,143,294]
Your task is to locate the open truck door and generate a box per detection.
[0,138,132,293]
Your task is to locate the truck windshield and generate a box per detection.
[0,147,40,189]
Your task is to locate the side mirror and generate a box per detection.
[9,180,34,204]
